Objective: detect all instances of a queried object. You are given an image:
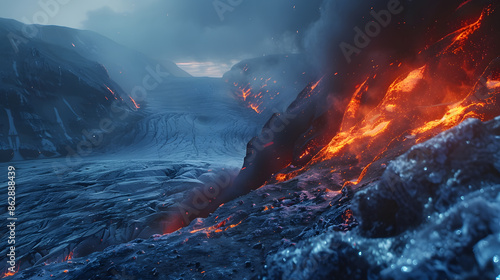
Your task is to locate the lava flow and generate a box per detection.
[1,266,19,279]
[161,1,500,238]
[188,216,244,238]
[233,77,278,114]
[274,4,500,187]
[62,252,73,262]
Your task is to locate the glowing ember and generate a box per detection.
[387,66,426,94]
[249,103,262,113]
[342,209,354,223]
[1,270,17,278]
[104,84,118,100]
[263,205,274,211]
[105,85,114,95]
[63,251,73,262]
[232,76,285,114]
[438,8,490,55]
[487,80,500,90]
[456,0,473,11]
[310,78,322,92]
[129,96,140,109]
[189,217,244,237]
[240,87,252,101]
[233,83,265,113]
[1,264,19,278]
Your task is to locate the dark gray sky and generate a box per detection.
[0,0,323,76]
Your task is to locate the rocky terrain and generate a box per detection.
[2,1,500,279]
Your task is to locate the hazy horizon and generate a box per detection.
[0,0,323,77]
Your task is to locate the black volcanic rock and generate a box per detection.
[10,117,500,280]
[160,78,340,231]
[265,117,500,280]
[355,117,500,237]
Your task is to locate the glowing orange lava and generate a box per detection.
[2,265,19,278]
[240,87,252,101]
[129,96,140,109]
[438,7,491,55]
[104,84,118,100]
[232,77,289,114]
[263,205,274,211]
[63,252,73,262]
[189,217,244,237]
[310,78,322,92]
[273,6,499,186]
[249,103,262,113]
[487,80,500,90]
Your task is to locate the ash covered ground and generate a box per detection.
[8,118,500,280]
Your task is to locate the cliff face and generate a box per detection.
[0,18,144,162]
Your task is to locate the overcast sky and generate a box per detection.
[0,0,323,76]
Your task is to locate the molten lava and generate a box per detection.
[129,96,140,109]
[1,265,18,278]
[162,2,499,242]
[487,79,500,90]
[232,75,284,114]
[274,5,500,187]
[63,251,73,262]
[104,84,118,100]
[233,82,267,113]
[438,7,490,55]
[189,217,244,238]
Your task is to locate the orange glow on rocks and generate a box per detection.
[273,7,500,186]
[1,267,18,279]
[189,217,244,238]
[63,251,73,262]
[487,79,500,90]
[438,8,490,55]
[129,96,140,109]
[387,66,426,94]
